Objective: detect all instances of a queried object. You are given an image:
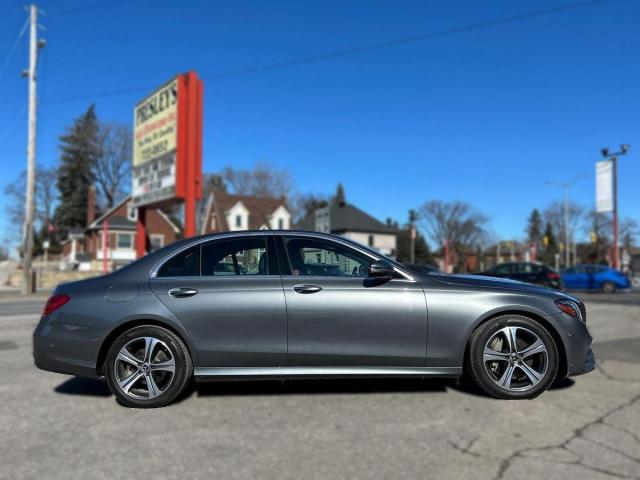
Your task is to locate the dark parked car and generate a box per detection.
[562,264,631,293]
[480,262,563,290]
[34,231,593,408]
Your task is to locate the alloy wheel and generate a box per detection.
[483,326,548,392]
[114,337,176,400]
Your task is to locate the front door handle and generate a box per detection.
[293,284,323,294]
[169,287,199,298]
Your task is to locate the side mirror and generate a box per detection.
[368,260,395,280]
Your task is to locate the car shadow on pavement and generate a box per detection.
[195,377,452,397]
[442,376,575,398]
[54,377,112,397]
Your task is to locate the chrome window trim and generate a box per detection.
[149,231,415,282]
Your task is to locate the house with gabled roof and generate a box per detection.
[61,187,180,270]
[200,191,292,234]
[296,187,397,257]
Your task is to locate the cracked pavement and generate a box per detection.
[1,300,638,479]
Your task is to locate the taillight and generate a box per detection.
[42,294,70,316]
[547,272,560,280]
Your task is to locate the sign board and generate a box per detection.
[132,73,203,208]
[595,160,613,213]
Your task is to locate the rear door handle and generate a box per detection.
[293,284,323,294]
[169,287,199,298]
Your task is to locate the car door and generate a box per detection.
[149,234,287,367]
[563,266,586,289]
[277,235,427,367]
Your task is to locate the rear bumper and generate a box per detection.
[33,316,106,379]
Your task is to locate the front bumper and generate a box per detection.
[33,316,107,378]
[569,348,595,376]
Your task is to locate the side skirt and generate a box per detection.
[194,366,462,382]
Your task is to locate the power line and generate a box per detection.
[51,0,132,16]
[42,0,604,105]
[0,17,29,81]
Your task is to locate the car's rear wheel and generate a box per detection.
[602,281,616,294]
[105,325,192,408]
[467,315,558,399]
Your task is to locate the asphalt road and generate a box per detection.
[1,297,639,479]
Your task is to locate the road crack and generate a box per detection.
[493,394,640,480]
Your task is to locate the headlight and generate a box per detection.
[555,299,583,321]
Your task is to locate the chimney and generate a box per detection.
[87,186,96,226]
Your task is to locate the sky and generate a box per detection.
[1,0,639,246]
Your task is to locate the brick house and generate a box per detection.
[200,191,291,234]
[61,187,180,270]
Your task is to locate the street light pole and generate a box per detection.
[563,186,569,268]
[545,175,586,268]
[408,209,417,264]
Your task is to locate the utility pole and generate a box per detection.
[563,187,569,267]
[600,145,630,270]
[408,209,417,264]
[21,4,43,295]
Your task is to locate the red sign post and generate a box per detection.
[133,71,203,258]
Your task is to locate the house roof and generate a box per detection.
[86,195,180,233]
[296,202,396,235]
[202,191,289,233]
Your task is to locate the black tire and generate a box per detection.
[105,325,193,408]
[467,314,559,400]
[602,281,616,294]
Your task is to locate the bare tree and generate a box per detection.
[222,161,294,198]
[4,165,58,240]
[582,210,611,264]
[620,218,639,250]
[418,200,488,271]
[94,122,132,209]
[289,192,329,223]
[543,200,584,247]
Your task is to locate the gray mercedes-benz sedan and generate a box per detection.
[34,231,594,408]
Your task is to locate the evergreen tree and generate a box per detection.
[54,105,100,235]
[526,209,542,246]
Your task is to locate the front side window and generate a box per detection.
[283,237,372,277]
[202,237,270,276]
[157,245,199,277]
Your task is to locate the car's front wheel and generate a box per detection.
[105,325,193,408]
[467,315,559,399]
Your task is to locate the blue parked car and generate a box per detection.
[561,264,631,293]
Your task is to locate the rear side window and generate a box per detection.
[493,264,512,275]
[201,237,271,276]
[157,245,199,277]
